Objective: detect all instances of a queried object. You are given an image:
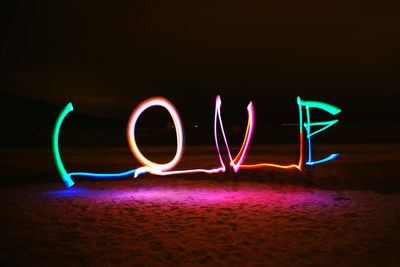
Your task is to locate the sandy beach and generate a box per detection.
[1,144,400,266]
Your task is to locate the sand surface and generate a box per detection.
[1,144,400,266]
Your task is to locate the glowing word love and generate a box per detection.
[52,96,341,188]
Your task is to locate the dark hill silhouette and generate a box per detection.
[0,89,123,129]
[0,89,126,147]
[0,89,399,148]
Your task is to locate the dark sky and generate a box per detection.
[0,0,399,119]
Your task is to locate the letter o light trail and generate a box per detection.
[127,97,184,177]
[52,95,341,188]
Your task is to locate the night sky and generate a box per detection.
[0,0,399,120]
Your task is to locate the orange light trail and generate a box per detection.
[53,95,341,188]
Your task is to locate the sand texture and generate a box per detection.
[1,144,400,266]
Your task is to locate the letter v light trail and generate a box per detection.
[52,96,341,188]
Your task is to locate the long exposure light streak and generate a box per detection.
[127,97,185,177]
[52,102,75,187]
[235,97,305,171]
[52,95,341,187]
[52,103,136,188]
[297,97,342,165]
[128,95,254,177]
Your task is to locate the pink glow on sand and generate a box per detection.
[47,184,333,206]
